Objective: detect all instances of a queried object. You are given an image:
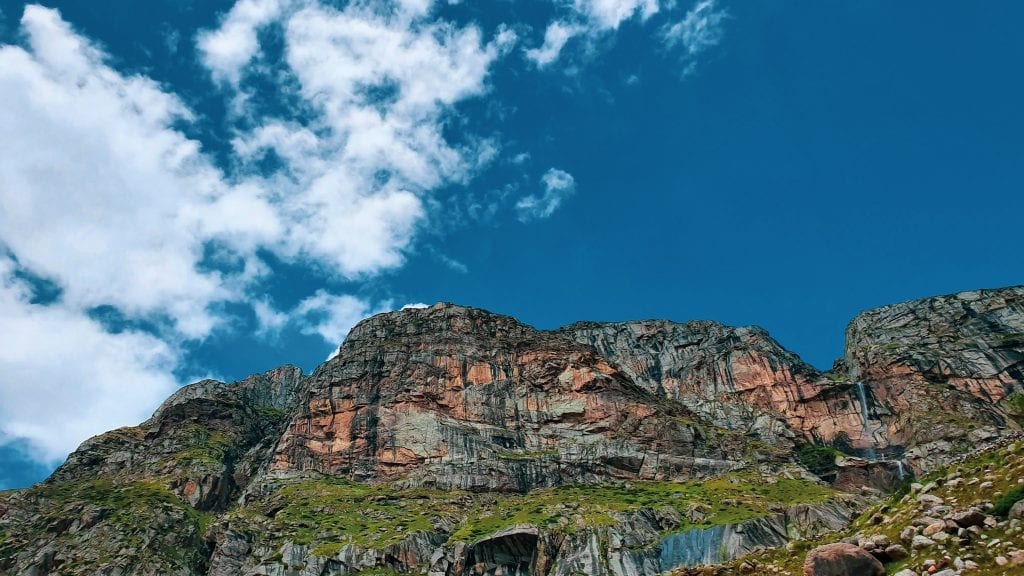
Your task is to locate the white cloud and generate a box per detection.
[528,0,658,67]
[526,21,583,67]
[250,291,392,348]
[0,3,509,469]
[401,302,430,310]
[516,168,577,221]
[293,290,386,345]
[662,0,727,56]
[197,0,286,85]
[252,298,289,337]
[223,1,508,275]
[0,257,179,463]
[574,0,659,30]
[0,5,278,339]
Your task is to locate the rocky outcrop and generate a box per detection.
[272,304,757,491]
[561,321,890,454]
[565,287,1024,466]
[0,366,306,575]
[841,287,1024,468]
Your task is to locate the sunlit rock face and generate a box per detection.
[272,303,753,490]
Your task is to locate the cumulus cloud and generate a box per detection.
[662,0,727,59]
[293,291,387,345]
[0,256,179,462]
[0,2,508,468]
[516,168,577,221]
[197,0,287,85]
[0,5,277,339]
[223,1,509,276]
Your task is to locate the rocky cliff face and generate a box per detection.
[2,286,1023,576]
[272,304,758,492]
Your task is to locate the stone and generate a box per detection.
[883,544,909,561]
[923,521,946,536]
[912,535,936,550]
[1009,500,1024,519]
[1010,549,1024,566]
[869,534,891,548]
[802,543,885,576]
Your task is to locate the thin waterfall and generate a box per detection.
[854,382,878,460]
[896,460,905,479]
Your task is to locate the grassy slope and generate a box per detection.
[674,441,1024,576]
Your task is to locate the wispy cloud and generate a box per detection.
[662,0,728,74]
[516,168,577,221]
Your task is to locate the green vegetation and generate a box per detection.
[254,406,289,420]
[1005,392,1024,415]
[230,473,836,558]
[995,332,1024,348]
[450,475,834,543]
[238,478,462,552]
[693,441,1024,576]
[795,443,840,477]
[992,485,1024,517]
[175,425,233,467]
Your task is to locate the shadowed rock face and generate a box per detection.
[561,320,828,446]
[842,287,1024,456]
[562,287,1024,458]
[272,303,753,491]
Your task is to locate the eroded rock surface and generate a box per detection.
[273,304,754,490]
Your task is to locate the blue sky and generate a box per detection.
[0,0,1022,488]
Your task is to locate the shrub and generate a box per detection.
[796,443,839,477]
[993,485,1024,517]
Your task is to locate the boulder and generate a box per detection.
[802,542,885,576]
[911,534,936,550]
[1009,500,1024,520]
[951,508,986,527]
[883,544,909,561]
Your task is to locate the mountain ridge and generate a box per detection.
[3,285,1024,575]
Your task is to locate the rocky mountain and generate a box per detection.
[2,285,1023,576]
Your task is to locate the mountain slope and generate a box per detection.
[2,286,1024,576]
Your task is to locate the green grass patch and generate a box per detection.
[246,479,460,552]
[451,475,834,543]
[174,425,233,467]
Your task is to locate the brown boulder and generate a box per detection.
[803,542,886,576]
